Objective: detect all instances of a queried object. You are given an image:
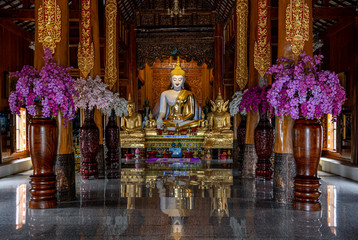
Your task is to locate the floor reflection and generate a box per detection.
[2,160,358,239]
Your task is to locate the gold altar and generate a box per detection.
[120,59,233,155]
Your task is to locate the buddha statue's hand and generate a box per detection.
[157,117,163,129]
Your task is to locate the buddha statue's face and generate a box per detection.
[216,100,224,113]
[171,75,185,91]
[127,102,135,115]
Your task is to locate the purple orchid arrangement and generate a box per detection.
[73,75,114,111]
[239,85,272,116]
[266,52,346,121]
[8,48,76,125]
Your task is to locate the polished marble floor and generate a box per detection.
[1,159,358,240]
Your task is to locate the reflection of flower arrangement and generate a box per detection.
[9,48,76,125]
[229,90,247,116]
[73,75,113,110]
[102,92,128,117]
[267,52,346,120]
[239,85,272,116]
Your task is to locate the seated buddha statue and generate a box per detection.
[197,110,209,136]
[156,58,199,130]
[145,111,157,136]
[204,90,233,148]
[120,94,144,138]
[207,90,231,132]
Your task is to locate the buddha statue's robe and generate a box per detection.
[158,89,200,129]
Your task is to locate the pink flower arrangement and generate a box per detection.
[8,48,76,125]
[266,52,346,121]
[73,75,114,111]
[239,85,272,116]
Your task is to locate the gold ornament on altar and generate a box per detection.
[235,0,249,89]
[285,0,310,57]
[37,0,62,54]
[254,0,271,78]
[78,0,94,79]
[105,0,118,89]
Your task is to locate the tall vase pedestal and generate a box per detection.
[293,119,322,211]
[293,178,321,211]
[28,103,58,209]
[29,175,57,209]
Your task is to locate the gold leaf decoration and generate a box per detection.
[38,0,62,54]
[235,0,249,90]
[254,0,271,78]
[105,0,118,89]
[285,0,310,57]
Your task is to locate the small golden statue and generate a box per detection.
[145,111,157,136]
[197,110,209,136]
[120,93,145,147]
[207,89,231,131]
[204,89,233,148]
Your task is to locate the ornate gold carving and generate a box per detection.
[78,0,94,79]
[235,0,249,89]
[285,0,310,57]
[37,0,62,54]
[105,0,118,89]
[254,0,271,78]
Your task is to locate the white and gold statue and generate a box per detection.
[156,58,199,130]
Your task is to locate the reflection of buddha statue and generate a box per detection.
[120,94,145,147]
[156,58,199,130]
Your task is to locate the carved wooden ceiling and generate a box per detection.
[0,0,356,40]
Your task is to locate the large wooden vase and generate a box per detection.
[105,110,120,179]
[293,118,322,211]
[254,113,274,180]
[80,109,99,179]
[236,115,247,172]
[28,103,58,209]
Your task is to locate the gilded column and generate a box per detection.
[274,0,312,204]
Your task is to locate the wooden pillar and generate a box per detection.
[273,0,312,204]
[51,0,75,202]
[214,23,224,99]
[129,24,138,108]
[242,0,259,179]
[92,0,105,179]
[353,18,358,165]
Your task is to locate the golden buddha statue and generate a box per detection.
[156,58,199,130]
[145,111,157,136]
[197,110,208,136]
[204,89,233,148]
[208,90,231,131]
[120,94,145,147]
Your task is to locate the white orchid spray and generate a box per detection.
[229,90,248,116]
[102,92,128,117]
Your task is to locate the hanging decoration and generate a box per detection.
[235,0,249,90]
[38,0,62,54]
[105,0,118,89]
[78,0,94,79]
[254,0,271,78]
[285,0,310,57]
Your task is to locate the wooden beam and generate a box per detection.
[0,19,33,41]
[0,9,80,22]
[270,7,357,20]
